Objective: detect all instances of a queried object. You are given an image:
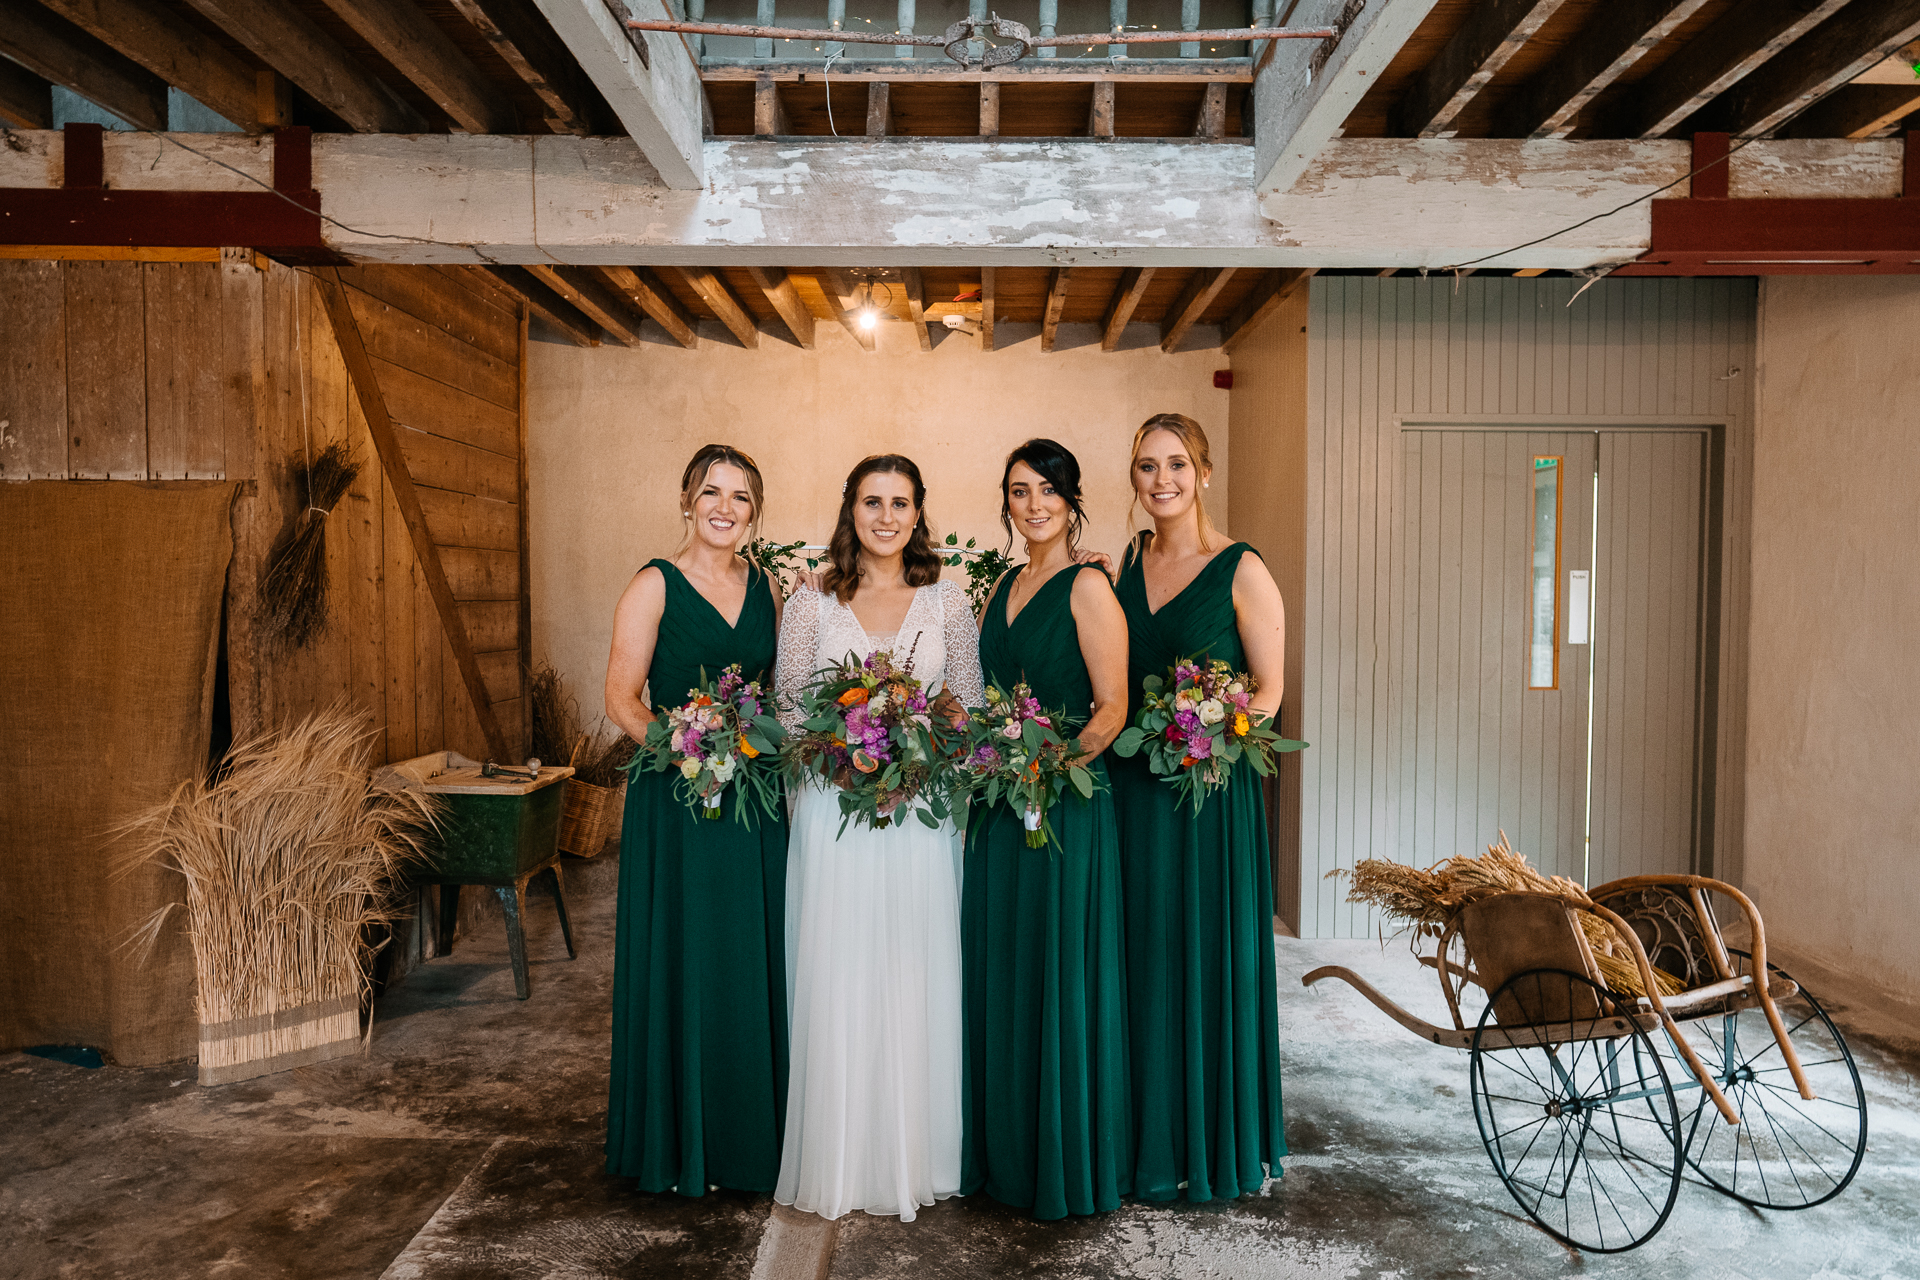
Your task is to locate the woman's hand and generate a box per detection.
[1073,547,1118,583]
[792,567,825,595]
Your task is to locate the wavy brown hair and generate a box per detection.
[676,444,765,552]
[822,454,943,602]
[1127,412,1221,556]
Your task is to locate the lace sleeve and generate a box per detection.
[938,579,986,708]
[775,585,822,732]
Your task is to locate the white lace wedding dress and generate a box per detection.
[773,579,985,1222]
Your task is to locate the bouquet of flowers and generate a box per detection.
[624,665,785,824]
[782,643,969,833]
[1111,658,1307,813]
[957,682,1098,848]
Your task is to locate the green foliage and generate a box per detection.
[746,537,822,595]
[941,532,1016,615]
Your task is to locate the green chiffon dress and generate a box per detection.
[1111,536,1286,1202]
[607,559,789,1194]
[961,563,1133,1219]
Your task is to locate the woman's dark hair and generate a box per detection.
[999,438,1088,553]
[676,443,765,551]
[822,454,943,602]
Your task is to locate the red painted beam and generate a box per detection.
[1617,196,1920,275]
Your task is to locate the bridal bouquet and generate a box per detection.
[782,644,969,833]
[625,665,786,823]
[1111,657,1306,814]
[957,682,1097,848]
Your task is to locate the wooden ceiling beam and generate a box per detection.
[603,265,699,348]
[449,0,604,135]
[526,264,643,345]
[672,266,759,348]
[1487,0,1713,139]
[0,3,167,130]
[316,0,514,133]
[980,267,996,352]
[1160,267,1236,353]
[478,266,600,347]
[37,0,270,131]
[1690,0,1920,137]
[817,269,877,353]
[1391,0,1576,138]
[0,56,53,129]
[537,0,705,189]
[1100,267,1155,352]
[1040,267,1072,353]
[179,0,425,133]
[1781,83,1920,137]
[745,266,814,349]
[901,266,932,352]
[1595,0,1850,139]
[1220,267,1313,353]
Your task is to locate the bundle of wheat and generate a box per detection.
[262,442,360,648]
[116,702,440,1084]
[1335,834,1684,999]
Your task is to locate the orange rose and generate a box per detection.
[838,687,869,706]
[1233,713,1250,736]
[1181,755,1198,768]
[739,735,759,759]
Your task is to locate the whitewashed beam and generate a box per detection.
[531,0,705,189]
[1254,0,1441,196]
[5,131,1906,269]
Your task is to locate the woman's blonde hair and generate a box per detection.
[676,444,765,552]
[1127,413,1220,554]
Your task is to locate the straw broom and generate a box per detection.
[117,702,441,1081]
[1334,833,1684,999]
[263,442,360,648]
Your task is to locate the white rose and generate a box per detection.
[678,758,702,781]
[1227,681,1245,697]
[712,756,737,783]
[1001,722,1023,739]
[1198,699,1226,726]
[869,690,888,714]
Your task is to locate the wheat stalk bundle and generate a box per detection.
[1335,833,1684,999]
[262,442,360,648]
[116,703,441,1080]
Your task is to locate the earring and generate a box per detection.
[1203,482,1210,489]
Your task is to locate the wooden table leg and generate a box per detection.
[546,862,577,959]
[436,884,460,956]
[496,880,532,1000]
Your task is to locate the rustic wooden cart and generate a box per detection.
[1305,875,1868,1253]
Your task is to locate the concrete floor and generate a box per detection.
[5,852,1918,1280]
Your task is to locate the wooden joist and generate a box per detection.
[1696,0,1920,137]
[672,267,760,348]
[180,0,425,133]
[818,269,876,353]
[313,268,511,763]
[1160,267,1235,353]
[1595,0,1850,139]
[746,266,815,349]
[1391,0,1574,138]
[0,57,53,129]
[1487,0,1712,139]
[1193,82,1228,139]
[479,265,600,347]
[1101,267,1155,352]
[525,264,643,346]
[1040,267,1072,353]
[980,267,996,352]
[38,0,268,131]
[0,3,167,131]
[980,82,1000,137]
[867,81,890,137]
[448,0,604,135]
[1782,83,1920,137]
[1088,80,1115,137]
[316,0,514,134]
[754,74,789,136]
[602,265,698,348]
[1220,267,1313,354]
[901,267,932,352]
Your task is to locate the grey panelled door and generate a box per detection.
[1400,431,1596,882]
[1589,431,1708,884]
[1399,428,1708,886]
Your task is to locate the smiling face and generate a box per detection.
[1006,460,1072,554]
[1132,427,1208,528]
[686,460,755,551]
[852,469,919,562]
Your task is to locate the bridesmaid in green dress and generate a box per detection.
[604,444,789,1194]
[1110,413,1290,1203]
[962,439,1134,1220]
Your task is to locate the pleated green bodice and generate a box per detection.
[607,557,789,1195]
[1115,534,1249,715]
[978,562,1097,723]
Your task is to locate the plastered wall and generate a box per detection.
[1748,275,1920,999]
[526,322,1231,718]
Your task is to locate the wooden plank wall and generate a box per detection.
[1288,276,1756,939]
[0,257,531,766]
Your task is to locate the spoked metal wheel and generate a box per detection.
[1470,968,1683,1253]
[1668,950,1868,1209]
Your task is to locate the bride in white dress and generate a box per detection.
[774,454,985,1222]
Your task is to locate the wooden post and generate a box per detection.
[312,268,509,762]
[1194,82,1227,138]
[1089,80,1115,137]
[979,82,1000,137]
[753,74,789,136]
[514,300,531,758]
[867,80,891,137]
[980,266,996,352]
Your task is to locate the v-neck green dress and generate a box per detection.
[1111,536,1285,1203]
[961,563,1133,1219]
[607,558,789,1194]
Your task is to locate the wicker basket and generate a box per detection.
[558,777,624,856]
